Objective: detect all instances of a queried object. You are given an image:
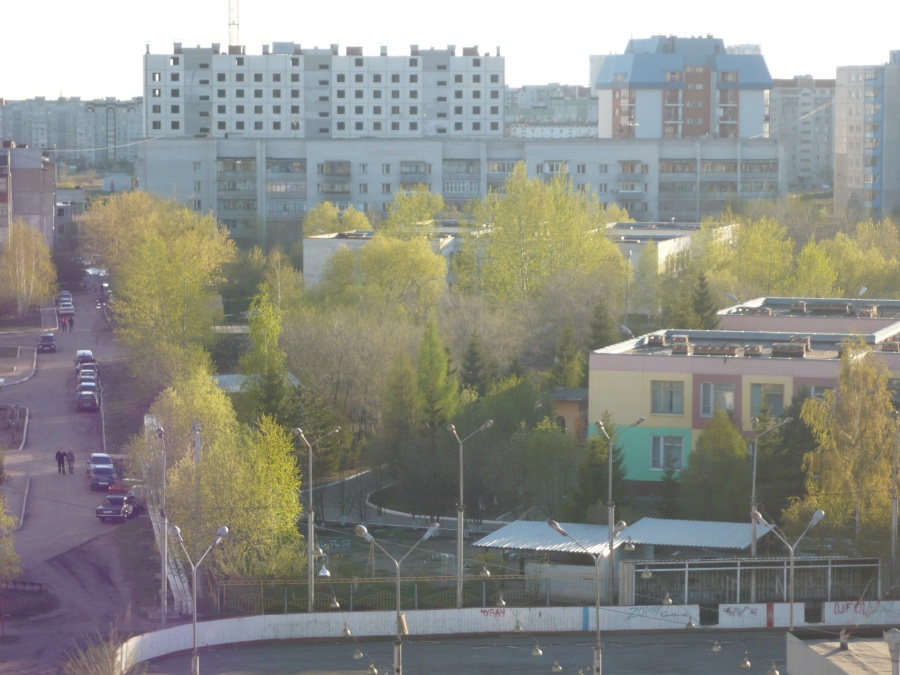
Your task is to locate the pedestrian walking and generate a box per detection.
[66,448,75,474]
[68,315,74,330]
[55,449,65,474]
[60,316,67,333]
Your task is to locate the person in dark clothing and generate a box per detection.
[68,315,74,330]
[66,448,75,474]
[55,449,66,474]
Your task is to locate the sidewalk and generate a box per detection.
[0,340,36,532]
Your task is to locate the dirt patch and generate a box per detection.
[0,524,156,674]
[100,360,161,454]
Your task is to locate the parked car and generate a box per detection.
[95,494,135,522]
[76,391,100,412]
[74,350,94,370]
[37,333,57,353]
[76,373,98,388]
[77,362,99,378]
[75,382,100,401]
[89,465,117,491]
[87,453,113,474]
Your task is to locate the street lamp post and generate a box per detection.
[293,427,341,613]
[155,426,168,628]
[891,411,899,594]
[447,420,493,609]
[170,524,229,675]
[751,509,824,631]
[356,523,440,674]
[548,519,625,674]
[595,417,643,604]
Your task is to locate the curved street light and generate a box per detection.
[751,509,824,631]
[293,427,341,613]
[170,524,229,675]
[355,522,440,674]
[447,419,493,609]
[548,518,626,674]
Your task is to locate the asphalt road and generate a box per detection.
[0,282,144,673]
[144,631,788,674]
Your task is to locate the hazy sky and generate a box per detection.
[3,0,897,100]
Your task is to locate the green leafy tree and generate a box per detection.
[340,205,372,232]
[692,272,719,329]
[800,339,894,545]
[262,247,304,312]
[0,220,57,317]
[733,217,795,297]
[380,185,445,239]
[550,320,584,389]
[304,201,342,234]
[657,457,680,518]
[791,240,837,298]
[166,416,303,578]
[679,407,750,521]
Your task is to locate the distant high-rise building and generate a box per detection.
[834,51,900,217]
[767,76,834,189]
[0,97,142,168]
[592,35,773,140]
[0,141,56,249]
[143,42,505,140]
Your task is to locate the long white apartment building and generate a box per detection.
[138,135,783,248]
[143,42,505,141]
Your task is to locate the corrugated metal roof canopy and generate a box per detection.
[472,518,772,555]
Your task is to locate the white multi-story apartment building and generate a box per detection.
[592,35,773,140]
[143,42,505,141]
[0,97,142,168]
[0,141,56,249]
[138,135,783,248]
[766,76,834,189]
[834,50,900,217]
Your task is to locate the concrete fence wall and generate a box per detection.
[116,601,900,673]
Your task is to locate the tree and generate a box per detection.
[733,217,795,297]
[791,240,837,298]
[0,220,57,317]
[304,201,341,234]
[416,317,457,431]
[166,416,303,578]
[800,339,894,545]
[692,273,719,329]
[380,185,445,239]
[678,407,750,521]
[549,320,583,389]
[588,299,618,352]
[340,205,372,232]
[565,427,628,523]
[239,284,290,423]
[459,333,495,397]
[262,246,304,312]
[657,457,680,518]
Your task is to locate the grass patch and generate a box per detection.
[0,309,43,331]
[100,360,161,453]
[111,516,160,614]
[0,346,19,359]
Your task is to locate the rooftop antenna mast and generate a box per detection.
[228,0,239,46]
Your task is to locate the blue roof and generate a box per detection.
[716,54,773,89]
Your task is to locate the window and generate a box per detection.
[410,74,418,83]
[455,90,463,99]
[254,73,263,82]
[355,90,364,99]
[152,104,161,114]
[392,74,400,83]
[373,74,382,83]
[236,121,244,130]
[152,121,161,130]
[576,164,586,174]
[473,74,481,83]
[216,105,225,114]
[751,384,785,416]
[359,163,368,174]
[152,89,161,98]
[336,121,346,130]
[410,121,418,130]
[355,106,364,114]
[454,121,463,131]
[373,121,382,130]
[236,105,244,114]
[491,74,499,83]
[382,163,391,174]
[254,121,263,130]
[472,122,480,131]
[254,105,263,114]
[355,122,364,131]
[355,74,363,83]
[236,90,245,98]
[651,381,684,414]
[409,106,417,114]
[473,106,481,114]
[700,382,735,417]
[291,73,300,82]
[337,74,346,83]
[455,75,463,83]
[799,385,832,400]
[359,183,368,194]
[391,105,400,115]
[171,105,180,113]
[382,183,392,193]
[291,89,300,98]
[337,90,346,99]
[373,90,382,99]
[152,72,161,82]
[490,90,499,99]
[490,122,498,131]
[392,90,400,99]
[217,73,226,82]
[217,121,226,130]
[254,89,263,98]
[236,73,244,82]
[217,89,226,98]
[291,105,299,114]
[651,436,683,470]
[273,121,281,130]
[273,105,281,114]
[170,120,180,129]
[273,90,281,98]
[391,121,400,131]
[454,106,463,115]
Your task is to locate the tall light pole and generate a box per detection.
[751,509,824,631]
[595,417,643,604]
[447,419,493,609]
[170,524,229,675]
[749,416,791,603]
[750,417,792,558]
[892,411,899,594]
[155,426,168,628]
[548,519,625,674]
[356,523,439,674]
[294,427,341,613]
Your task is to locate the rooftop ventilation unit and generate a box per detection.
[693,344,740,356]
[790,301,808,314]
[790,335,812,352]
[672,342,693,355]
[772,342,807,358]
[744,345,763,357]
[882,342,900,352]
[647,334,667,346]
